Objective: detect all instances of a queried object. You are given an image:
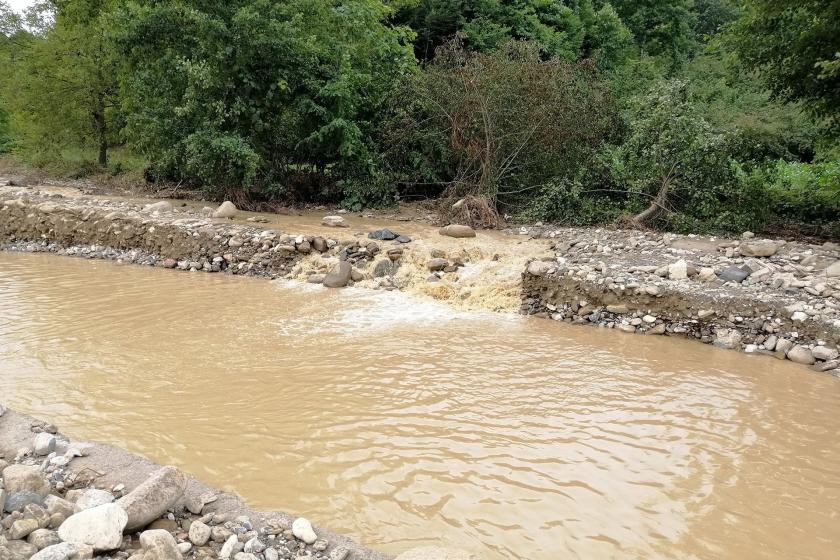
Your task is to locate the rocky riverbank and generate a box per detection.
[2,178,840,378]
[0,406,471,560]
[519,225,840,375]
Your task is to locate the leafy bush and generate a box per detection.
[115,0,415,200]
[603,80,738,230]
[0,103,11,153]
[386,39,618,211]
[732,160,840,236]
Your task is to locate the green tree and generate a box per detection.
[610,0,697,69]
[115,0,415,199]
[3,0,120,166]
[394,0,633,69]
[386,39,618,213]
[603,80,737,230]
[730,0,840,124]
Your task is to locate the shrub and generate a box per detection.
[385,38,618,212]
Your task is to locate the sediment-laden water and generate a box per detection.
[1,251,838,559]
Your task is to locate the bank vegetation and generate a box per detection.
[1,0,838,236]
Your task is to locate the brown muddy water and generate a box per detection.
[1,251,839,560]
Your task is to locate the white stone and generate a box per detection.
[813,346,839,361]
[642,315,657,323]
[75,489,115,510]
[321,215,348,228]
[668,259,688,280]
[220,535,238,559]
[33,433,56,456]
[58,503,127,551]
[188,521,211,546]
[292,517,317,544]
[212,201,238,219]
[30,543,93,560]
[791,311,808,322]
[526,260,552,276]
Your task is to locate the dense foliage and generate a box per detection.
[0,0,837,235]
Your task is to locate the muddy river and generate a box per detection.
[1,251,839,559]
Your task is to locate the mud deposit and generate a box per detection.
[1,251,839,559]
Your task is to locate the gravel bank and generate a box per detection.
[519,225,840,375]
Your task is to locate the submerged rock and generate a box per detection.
[373,258,397,278]
[427,258,448,272]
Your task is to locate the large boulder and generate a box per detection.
[825,260,840,277]
[139,529,183,560]
[787,345,815,365]
[526,260,551,276]
[57,503,127,551]
[739,240,779,257]
[439,224,476,238]
[2,464,51,496]
[323,261,352,288]
[116,466,187,532]
[212,201,238,219]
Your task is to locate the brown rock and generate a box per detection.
[439,224,476,238]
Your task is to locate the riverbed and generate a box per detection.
[1,250,838,559]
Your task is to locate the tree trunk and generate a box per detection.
[93,108,107,166]
[633,167,675,226]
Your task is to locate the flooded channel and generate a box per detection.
[1,251,839,559]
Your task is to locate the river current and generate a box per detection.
[1,251,838,559]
